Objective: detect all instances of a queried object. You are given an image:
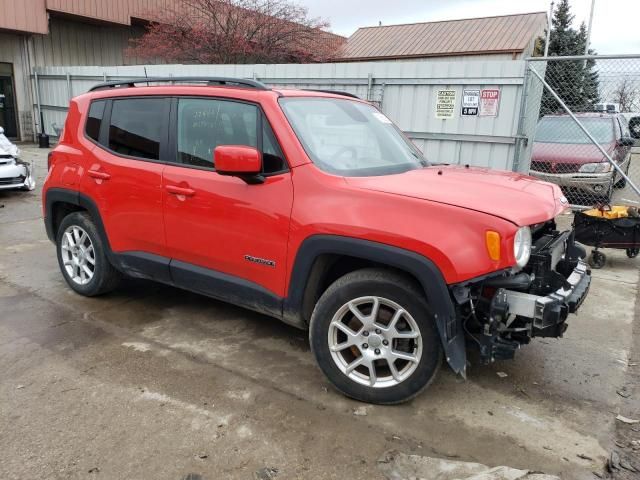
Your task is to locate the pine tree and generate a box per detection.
[576,22,600,109]
[538,0,600,114]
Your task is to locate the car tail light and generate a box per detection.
[47,152,54,171]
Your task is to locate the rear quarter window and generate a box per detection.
[85,100,105,142]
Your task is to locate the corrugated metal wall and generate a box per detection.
[0,0,47,34]
[33,60,541,171]
[29,17,148,67]
[0,0,173,34]
[45,0,173,26]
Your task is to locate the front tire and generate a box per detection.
[56,212,121,296]
[600,180,614,205]
[614,158,631,189]
[309,269,442,404]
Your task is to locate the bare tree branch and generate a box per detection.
[612,77,640,113]
[127,0,343,64]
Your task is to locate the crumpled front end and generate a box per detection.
[0,157,36,191]
[0,131,35,191]
[451,220,591,363]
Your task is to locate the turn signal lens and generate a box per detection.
[485,231,501,261]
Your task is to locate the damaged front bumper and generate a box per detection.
[453,222,592,364]
[529,170,613,194]
[0,158,36,191]
[502,259,590,337]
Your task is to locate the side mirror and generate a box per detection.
[214,145,264,184]
[619,137,635,147]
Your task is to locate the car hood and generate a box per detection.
[532,141,614,164]
[345,166,567,226]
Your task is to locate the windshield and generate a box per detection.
[279,97,428,176]
[535,116,615,144]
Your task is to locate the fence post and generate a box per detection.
[367,73,373,102]
[512,59,532,173]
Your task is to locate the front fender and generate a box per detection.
[284,235,466,376]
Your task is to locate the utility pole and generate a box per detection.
[544,1,554,57]
[584,0,596,55]
[581,0,596,96]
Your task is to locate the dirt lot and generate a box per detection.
[1,146,639,479]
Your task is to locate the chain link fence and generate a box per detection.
[523,55,640,208]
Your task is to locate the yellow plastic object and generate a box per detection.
[583,206,630,219]
[485,231,501,261]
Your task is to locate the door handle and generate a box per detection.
[87,169,111,181]
[166,185,196,197]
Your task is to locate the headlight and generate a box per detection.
[514,226,532,268]
[578,162,611,173]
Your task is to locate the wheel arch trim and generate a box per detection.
[44,187,113,256]
[284,235,466,375]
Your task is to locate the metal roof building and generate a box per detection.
[339,12,547,62]
[0,0,177,140]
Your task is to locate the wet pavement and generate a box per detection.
[1,146,639,479]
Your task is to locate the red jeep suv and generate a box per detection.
[43,77,591,404]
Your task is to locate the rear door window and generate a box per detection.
[108,98,167,160]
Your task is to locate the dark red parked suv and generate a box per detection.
[529,113,634,204]
[43,78,591,404]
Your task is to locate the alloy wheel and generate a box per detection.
[327,296,423,388]
[60,225,96,285]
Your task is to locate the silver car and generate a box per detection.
[0,127,35,191]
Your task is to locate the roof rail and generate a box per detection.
[88,77,269,92]
[303,89,360,99]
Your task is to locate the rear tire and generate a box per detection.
[56,211,121,296]
[309,268,442,404]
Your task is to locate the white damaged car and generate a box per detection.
[0,127,35,191]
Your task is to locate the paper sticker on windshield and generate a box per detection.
[372,112,393,124]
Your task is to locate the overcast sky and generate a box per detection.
[300,0,639,55]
